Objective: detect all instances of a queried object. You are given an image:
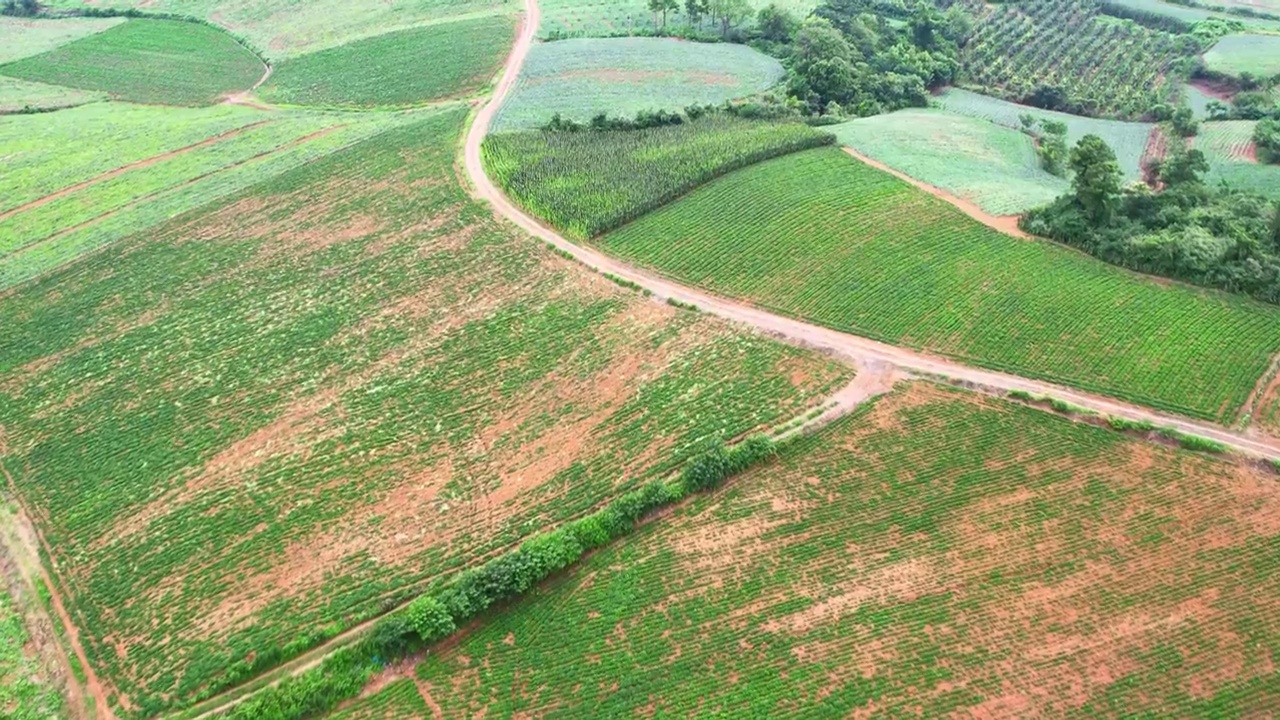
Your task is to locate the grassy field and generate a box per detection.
[492,38,784,131]
[0,75,105,112]
[0,19,263,106]
[0,108,849,717]
[0,104,420,290]
[598,147,1280,421]
[1197,121,1280,199]
[0,15,125,64]
[1205,34,1280,79]
[938,88,1155,182]
[40,0,512,58]
[413,382,1280,716]
[538,0,820,37]
[483,116,833,238]
[830,109,1068,215]
[258,15,516,108]
[0,580,64,720]
[1183,82,1220,120]
[1103,0,1280,31]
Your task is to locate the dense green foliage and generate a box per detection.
[413,384,1280,716]
[599,147,1280,420]
[0,579,64,720]
[1256,117,1280,162]
[1024,135,1280,304]
[0,19,263,106]
[961,0,1196,119]
[258,15,515,108]
[484,115,833,238]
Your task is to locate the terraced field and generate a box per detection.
[598,147,1280,421]
[491,38,785,131]
[258,15,517,108]
[0,15,125,64]
[937,88,1155,182]
[830,109,1068,215]
[0,108,848,717]
[1197,120,1280,199]
[483,116,833,238]
[1205,33,1280,79]
[414,382,1280,716]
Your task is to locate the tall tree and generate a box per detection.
[1070,135,1124,225]
[684,0,708,26]
[709,0,752,37]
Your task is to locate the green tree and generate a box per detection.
[684,0,708,26]
[1157,148,1209,187]
[1070,135,1124,225]
[757,3,799,42]
[1255,118,1280,164]
[648,0,678,28]
[709,0,752,36]
[787,17,857,109]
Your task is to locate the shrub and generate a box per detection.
[404,596,455,642]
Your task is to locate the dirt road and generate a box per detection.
[462,0,1280,460]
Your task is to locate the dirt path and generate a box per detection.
[462,0,1280,461]
[0,120,273,225]
[841,147,1030,238]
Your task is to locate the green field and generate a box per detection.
[492,38,785,131]
[1183,82,1221,120]
[0,75,105,112]
[1104,0,1280,29]
[830,109,1069,215]
[0,19,264,106]
[40,0,513,58]
[414,382,1280,716]
[538,0,820,37]
[1205,33,1280,79]
[483,116,833,238]
[0,108,848,716]
[598,147,1280,421]
[0,15,125,64]
[1197,120,1280,198]
[938,88,1155,182]
[258,15,516,108]
[0,579,64,720]
[329,679,430,719]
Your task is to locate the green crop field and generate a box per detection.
[491,38,785,131]
[938,88,1155,182]
[329,679,430,719]
[258,15,516,108]
[483,116,833,239]
[1197,120,1280,199]
[1183,82,1220,120]
[830,109,1069,215]
[39,0,513,58]
[0,579,64,720]
[0,75,105,113]
[1205,34,1280,79]
[0,16,125,64]
[538,0,820,37]
[598,147,1280,421]
[413,382,1280,716]
[0,19,263,106]
[0,108,848,717]
[963,0,1191,119]
[1103,0,1280,30]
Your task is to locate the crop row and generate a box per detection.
[483,116,834,239]
[598,147,1280,421]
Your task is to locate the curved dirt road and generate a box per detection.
[462,0,1280,460]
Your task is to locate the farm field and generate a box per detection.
[39,0,513,58]
[830,109,1068,215]
[0,578,64,720]
[537,0,820,37]
[491,38,785,131]
[0,75,104,113]
[483,116,833,239]
[1196,120,1280,199]
[1204,33,1280,79]
[0,16,125,64]
[962,0,1190,119]
[598,147,1280,421]
[258,15,517,108]
[937,88,1155,182]
[0,108,849,716]
[0,19,264,107]
[1183,82,1221,120]
[413,382,1280,717]
[329,679,431,719]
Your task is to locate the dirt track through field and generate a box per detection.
[462,0,1280,461]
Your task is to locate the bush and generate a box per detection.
[405,596,455,642]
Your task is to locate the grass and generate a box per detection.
[1205,33,1280,79]
[492,37,785,131]
[538,0,820,37]
[1102,0,1280,31]
[0,579,65,720]
[40,0,512,59]
[1198,120,1280,199]
[0,107,849,717]
[0,15,125,64]
[830,108,1069,215]
[0,19,263,106]
[597,147,1280,422]
[413,382,1280,716]
[257,14,516,108]
[482,116,834,239]
[937,88,1155,182]
[0,75,105,112]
